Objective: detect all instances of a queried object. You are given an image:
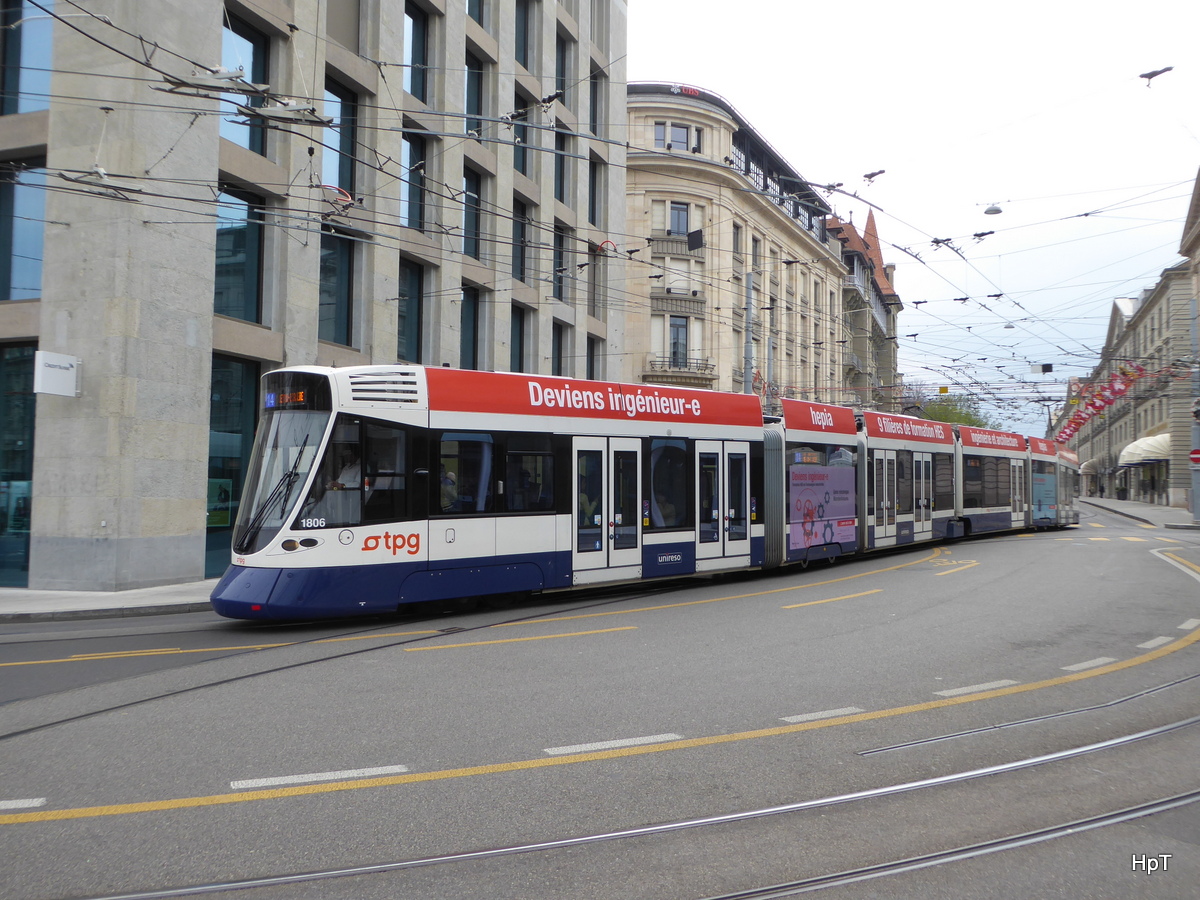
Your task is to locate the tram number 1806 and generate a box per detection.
[300,518,327,529]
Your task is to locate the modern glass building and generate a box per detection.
[0,0,628,590]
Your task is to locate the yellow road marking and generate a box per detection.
[500,548,946,626]
[1163,552,1200,575]
[1121,537,1148,543]
[71,648,181,659]
[0,632,440,668]
[2,551,949,667]
[7,621,1200,826]
[782,589,881,609]
[1157,538,1182,543]
[403,627,636,651]
[1088,523,1106,528]
[1089,537,1111,541]
[935,562,980,576]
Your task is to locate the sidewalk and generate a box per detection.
[1077,496,1200,530]
[0,578,217,623]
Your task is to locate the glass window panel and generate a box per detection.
[401,133,425,230]
[214,189,263,322]
[613,450,638,550]
[648,439,690,530]
[322,82,356,190]
[362,419,412,525]
[1,165,45,302]
[460,286,479,369]
[206,356,259,576]
[319,228,353,345]
[438,433,495,515]
[397,258,422,362]
[2,0,52,114]
[404,3,427,101]
[0,343,35,584]
[220,18,268,153]
[728,453,747,541]
[463,168,482,258]
[895,450,913,515]
[577,449,602,551]
[465,51,483,136]
[505,435,554,512]
[699,452,720,543]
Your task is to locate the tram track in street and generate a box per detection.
[60,712,1200,900]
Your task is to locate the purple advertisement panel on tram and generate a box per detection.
[788,462,856,550]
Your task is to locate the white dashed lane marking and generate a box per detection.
[1061,657,1118,672]
[780,707,865,723]
[934,680,1019,697]
[1137,637,1173,649]
[1180,619,1200,630]
[544,733,684,755]
[0,798,46,810]
[230,765,410,790]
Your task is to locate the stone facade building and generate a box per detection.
[0,0,627,589]
[624,83,861,411]
[1062,266,1193,506]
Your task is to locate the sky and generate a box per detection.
[626,0,1200,433]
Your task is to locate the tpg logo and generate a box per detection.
[809,408,835,429]
[362,532,421,555]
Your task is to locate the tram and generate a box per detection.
[210,365,1078,619]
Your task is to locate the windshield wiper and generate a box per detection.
[233,436,309,555]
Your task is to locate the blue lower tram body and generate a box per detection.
[211,536,766,619]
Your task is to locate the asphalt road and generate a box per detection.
[2,506,1199,899]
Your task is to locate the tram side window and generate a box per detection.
[438,433,495,514]
[966,455,1011,507]
[786,441,857,525]
[362,420,411,524]
[647,438,691,530]
[933,453,954,511]
[895,450,913,515]
[504,434,554,512]
[963,456,983,508]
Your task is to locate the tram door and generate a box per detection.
[695,440,751,563]
[1011,459,1027,526]
[572,437,642,578]
[914,451,933,538]
[874,450,897,540]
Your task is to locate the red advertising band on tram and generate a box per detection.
[780,398,858,435]
[959,425,1027,452]
[1029,437,1057,457]
[862,411,954,445]
[425,367,765,427]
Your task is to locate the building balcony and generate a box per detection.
[644,354,718,388]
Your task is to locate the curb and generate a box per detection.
[0,602,213,623]
[1078,499,1154,526]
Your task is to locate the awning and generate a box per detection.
[1080,458,1099,475]
[1117,434,1171,467]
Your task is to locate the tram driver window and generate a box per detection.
[298,417,363,527]
[362,420,411,524]
[437,433,495,514]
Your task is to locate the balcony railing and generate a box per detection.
[647,355,715,374]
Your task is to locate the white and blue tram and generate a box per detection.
[211,365,1078,619]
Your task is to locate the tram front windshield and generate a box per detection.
[232,409,328,555]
